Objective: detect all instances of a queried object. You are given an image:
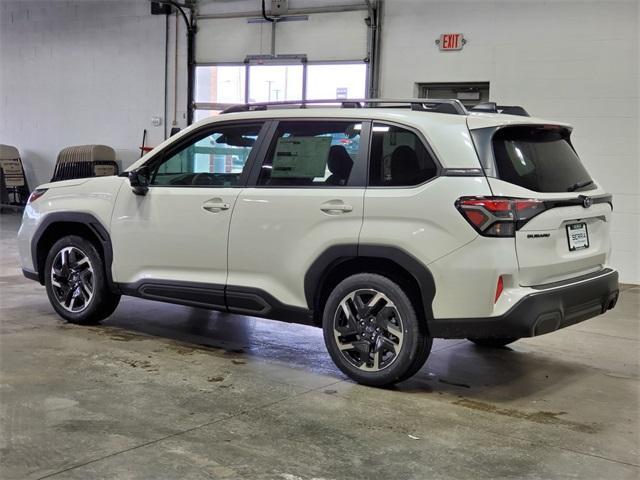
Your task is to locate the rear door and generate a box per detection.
[226,119,367,312]
[470,122,612,286]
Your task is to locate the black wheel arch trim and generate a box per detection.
[30,212,118,293]
[22,268,39,282]
[304,244,437,323]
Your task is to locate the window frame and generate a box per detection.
[193,61,369,119]
[142,120,272,189]
[245,118,371,189]
[365,120,443,189]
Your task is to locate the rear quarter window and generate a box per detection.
[369,123,438,187]
[492,126,595,193]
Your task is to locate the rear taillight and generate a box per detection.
[27,189,48,204]
[455,197,545,237]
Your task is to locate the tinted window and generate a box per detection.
[257,121,361,187]
[150,123,262,186]
[492,126,594,193]
[369,123,437,187]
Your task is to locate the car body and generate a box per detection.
[17,99,619,386]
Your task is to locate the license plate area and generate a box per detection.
[566,222,589,251]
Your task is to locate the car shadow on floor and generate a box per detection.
[99,296,587,400]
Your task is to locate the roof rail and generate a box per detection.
[469,102,530,117]
[219,98,468,115]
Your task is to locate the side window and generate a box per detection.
[150,123,263,186]
[257,120,361,187]
[369,123,438,187]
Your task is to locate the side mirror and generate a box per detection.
[128,168,149,196]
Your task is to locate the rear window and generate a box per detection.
[492,126,594,193]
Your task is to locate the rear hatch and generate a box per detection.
[469,119,612,286]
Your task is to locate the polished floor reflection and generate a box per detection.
[1,212,638,479]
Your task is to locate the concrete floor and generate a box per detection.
[0,212,638,480]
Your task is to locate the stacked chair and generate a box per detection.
[0,144,30,209]
[51,145,119,182]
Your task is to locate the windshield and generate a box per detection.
[492,126,595,193]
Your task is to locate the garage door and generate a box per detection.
[195,11,369,63]
[193,10,370,119]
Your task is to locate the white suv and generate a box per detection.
[17,99,619,386]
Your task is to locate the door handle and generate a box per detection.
[202,198,230,213]
[320,201,353,214]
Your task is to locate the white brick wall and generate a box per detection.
[0,0,170,188]
[380,0,639,284]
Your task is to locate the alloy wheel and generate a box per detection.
[333,289,404,372]
[50,246,94,313]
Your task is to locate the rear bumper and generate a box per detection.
[430,268,619,339]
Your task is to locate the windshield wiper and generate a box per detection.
[567,180,594,192]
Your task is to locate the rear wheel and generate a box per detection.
[468,337,519,348]
[44,235,120,324]
[322,273,432,387]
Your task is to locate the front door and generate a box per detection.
[110,121,267,305]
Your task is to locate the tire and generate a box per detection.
[322,273,432,387]
[44,235,120,325]
[467,337,519,348]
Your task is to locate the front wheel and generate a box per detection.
[44,235,120,324]
[322,273,432,387]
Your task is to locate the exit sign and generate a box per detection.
[437,33,465,51]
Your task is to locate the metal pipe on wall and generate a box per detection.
[186,15,196,125]
[371,0,382,98]
[363,0,381,98]
[164,12,169,139]
[365,0,374,98]
[172,11,179,128]
[271,19,277,57]
[153,0,196,125]
[196,4,369,20]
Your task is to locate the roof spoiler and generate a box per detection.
[469,102,530,117]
